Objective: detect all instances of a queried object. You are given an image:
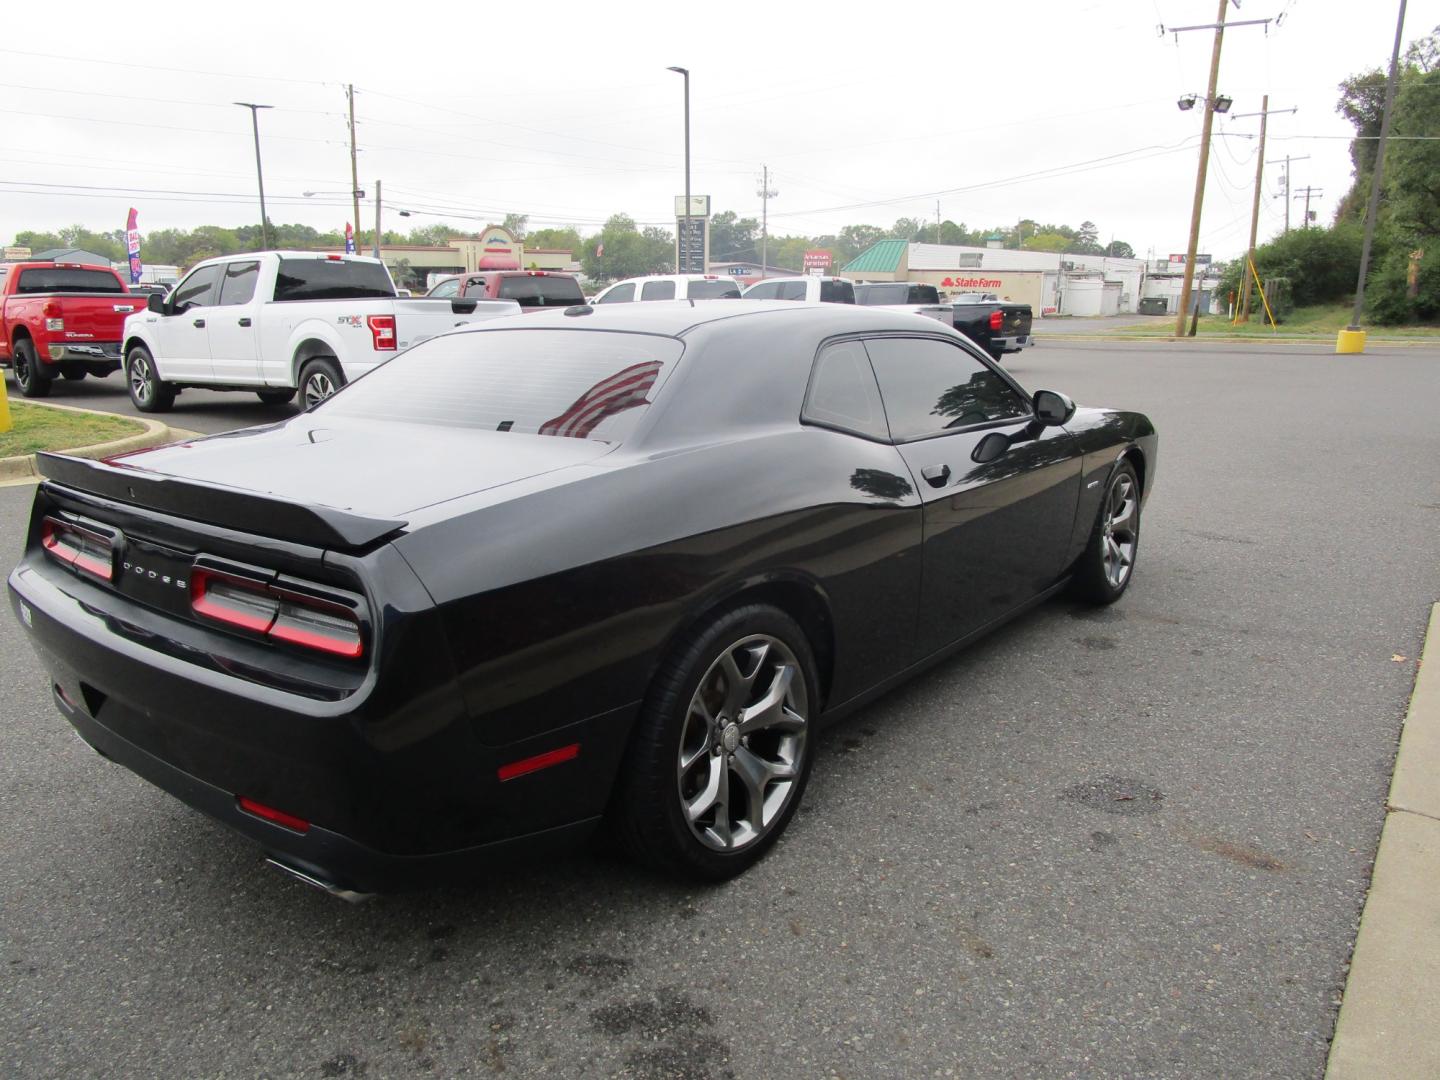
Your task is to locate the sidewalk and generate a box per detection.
[1326,603,1440,1079]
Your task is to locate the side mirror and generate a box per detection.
[1033,389,1075,426]
[146,291,167,315]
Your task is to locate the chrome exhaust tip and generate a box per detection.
[264,858,373,903]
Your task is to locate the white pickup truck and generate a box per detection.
[121,251,519,412]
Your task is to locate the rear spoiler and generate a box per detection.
[35,453,407,551]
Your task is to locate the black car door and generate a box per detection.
[863,334,1082,658]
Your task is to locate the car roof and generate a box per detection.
[446,298,964,339]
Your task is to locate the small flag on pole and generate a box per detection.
[595,241,604,258]
[344,223,356,254]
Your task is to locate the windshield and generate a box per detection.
[15,267,125,294]
[273,258,395,302]
[318,328,682,444]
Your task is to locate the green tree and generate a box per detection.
[889,217,926,241]
[708,210,758,263]
[525,227,583,254]
[1218,224,1363,310]
[407,224,461,245]
[1023,232,1071,253]
[837,224,886,263]
[502,213,528,239]
[1105,240,1135,258]
[580,214,672,282]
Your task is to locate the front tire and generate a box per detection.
[613,604,819,880]
[298,357,343,409]
[1071,461,1141,604]
[12,339,52,398]
[126,346,175,413]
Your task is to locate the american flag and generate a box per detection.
[539,361,662,439]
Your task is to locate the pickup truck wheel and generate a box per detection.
[299,357,343,409]
[256,389,297,405]
[126,346,175,413]
[12,339,52,398]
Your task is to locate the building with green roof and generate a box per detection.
[840,239,909,280]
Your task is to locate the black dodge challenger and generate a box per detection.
[7,301,1156,895]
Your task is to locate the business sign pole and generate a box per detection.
[125,208,143,285]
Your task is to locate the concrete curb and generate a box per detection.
[1325,603,1440,1080]
[0,399,190,483]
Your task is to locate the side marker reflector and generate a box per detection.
[498,743,580,782]
[238,796,311,834]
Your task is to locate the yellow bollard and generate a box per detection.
[1336,328,1367,354]
[0,369,11,433]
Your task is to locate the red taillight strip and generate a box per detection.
[238,796,310,833]
[191,567,365,660]
[497,743,580,782]
[40,517,114,582]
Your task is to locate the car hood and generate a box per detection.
[111,415,614,517]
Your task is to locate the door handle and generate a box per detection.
[192,318,206,328]
[921,464,951,488]
[238,317,252,327]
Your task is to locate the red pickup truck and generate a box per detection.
[1,262,144,397]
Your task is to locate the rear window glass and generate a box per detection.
[15,267,124,294]
[820,280,855,303]
[855,283,906,305]
[273,258,395,302]
[318,329,682,444]
[495,275,584,307]
[687,280,741,299]
[907,284,940,304]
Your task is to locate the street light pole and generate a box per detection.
[667,66,690,274]
[235,102,273,249]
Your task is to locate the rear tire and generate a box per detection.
[126,345,175,413]
[299,357,343,409]
[1071,461,1140,605]
[256,388,297,405]
[612,603,819,880]
[13,339,52,398]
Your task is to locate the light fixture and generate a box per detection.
[1213,94,1234,113]
[1177,94,1198,111]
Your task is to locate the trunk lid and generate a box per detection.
[103,414,613,520]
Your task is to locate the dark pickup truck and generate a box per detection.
[946,292,1033,361]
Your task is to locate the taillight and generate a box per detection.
[190,568,364,659]
[40,517,114,582]
[42,300,61,318]
[989,309,1004,331]
[367,314,397,351]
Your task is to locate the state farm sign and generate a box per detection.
[940,276,1004,289]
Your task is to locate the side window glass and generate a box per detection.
[430,279,459,298]
[780,281,808,301]
[217,261,260,306]
[746,281,779,299]
[865,337,1029,440]
[641,280,676,301]
[598,282,635,303]
[802,340,890,441]
[171,265,221,312]
[462,277,487,297]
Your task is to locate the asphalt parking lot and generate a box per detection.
[3,339,1438,1079]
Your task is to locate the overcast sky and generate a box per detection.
[2,0,1435,259]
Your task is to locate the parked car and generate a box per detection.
[742,276,856,303]
[1,261,147,397]
[592,274,743,303]
[8,300,1155,896]
[425,270,585,309]
[852,281,952,324]
[121,251,519,411]
[946,294,1035,361]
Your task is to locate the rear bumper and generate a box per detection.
[992,335,1029,353]
[45,342,122,370]
[8,560,634,893]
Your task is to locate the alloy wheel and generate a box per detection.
[1102,473,1138,589]
[303,371,336,408]
[676,634,809,852]
[129,355,152,405]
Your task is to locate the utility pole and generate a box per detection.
[1294,186,1323,227]
[1232,97,1299,321]
[757,165,778,276]
[373,179,382,261]
[1349,0,1409,333]
[666,67,691,274]
[1267,155,1307,233]
[936,200,942,231]
[234,103,273,249]
[1173,0,1229,337]
[347,85,361,249]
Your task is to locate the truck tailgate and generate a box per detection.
[39,294,143,340]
